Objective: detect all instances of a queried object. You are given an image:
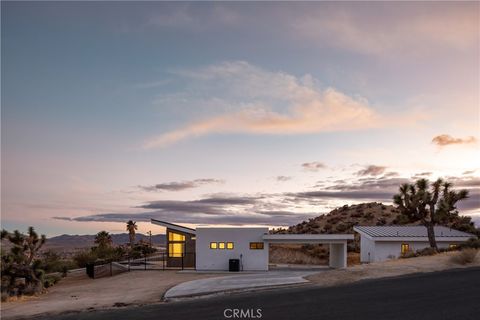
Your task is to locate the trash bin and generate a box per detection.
[229,259,240,272]
[86,263,94,278]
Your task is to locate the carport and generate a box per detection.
[262,234,354,268]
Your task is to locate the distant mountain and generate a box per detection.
[43,233,166,251]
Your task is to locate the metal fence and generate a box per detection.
[122,252,196,270]
[86,252,196,278]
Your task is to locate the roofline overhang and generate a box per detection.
[263,234,353,244]
[352,227,475,242]
[368,236,474,242]
[150,219,196,235]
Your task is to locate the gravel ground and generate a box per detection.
[306,250,480,286]
[0,270,218,320]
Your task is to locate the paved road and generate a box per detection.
[44,267,480,320]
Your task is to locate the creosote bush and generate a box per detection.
[450,248,478,265]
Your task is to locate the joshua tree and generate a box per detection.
[1,227,46,296]
[393,178,469,250]
[126,220,137,247]
[94,231,112,249]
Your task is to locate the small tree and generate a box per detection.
[1,227,46,297]
[126,220,137,247]
[393,178,469,250]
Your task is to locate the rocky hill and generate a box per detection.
[274,202,477,235]
[276,202,406,235]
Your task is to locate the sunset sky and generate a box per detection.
[2,1,479,237]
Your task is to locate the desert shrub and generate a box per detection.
[327,216,342,224]
[43,274,61,288]
[392,214,410,225]
[39,250,77,274]
[459,238,480,250]
[335,223,348,233]
[73,250,98,268]
[351,212,363,218]
[364,212,374,220]
[450,249,478,265]
[416,247,436,256]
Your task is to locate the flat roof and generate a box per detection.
[150,219,196,235]
[354,226,475,239]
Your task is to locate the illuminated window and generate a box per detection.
[218,242,226,249]
[210,242,217,249]
[168,232,185,242]
[226,242,234,250]
[401,243,410,254]
[449,244,457,249]
[168,243,184,257]
[249,242,264,250]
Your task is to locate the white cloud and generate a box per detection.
[143,61,396,148]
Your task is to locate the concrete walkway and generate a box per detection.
[164,270,323,299]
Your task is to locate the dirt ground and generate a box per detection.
[307,250,480,286]
[0,269,218,320]
[2,251,478,319]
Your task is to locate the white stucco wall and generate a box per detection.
[360,236,375,263]
[369,240,458,262]
[196,227,269,271]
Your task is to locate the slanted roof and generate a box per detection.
[151,219,196,235]
[263,234,353,243]
[354,226,475,241]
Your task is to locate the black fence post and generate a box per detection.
[181,254,184,270]
[144,254,147,270]
[163,252,165,271]
[128,256,130,272]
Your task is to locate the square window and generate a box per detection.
[227,242,234,250]
[168,232,185,242]
[249,242,264,250]
[168,243,184,258]
[210,242,217,249]
[218,242,226,249]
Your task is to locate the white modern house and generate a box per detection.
[354,226,475,263]
[151,219,354,270]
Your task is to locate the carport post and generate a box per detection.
[329,242,347,268]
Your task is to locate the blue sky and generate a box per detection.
[2,1,479,236]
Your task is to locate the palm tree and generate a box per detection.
[94,231,112,249]
[393,178,469,250]
[126,220,137,247]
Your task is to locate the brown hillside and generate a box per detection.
[274,202,409,235]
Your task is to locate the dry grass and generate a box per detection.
[450,249,478,265]
[269,245,326,265]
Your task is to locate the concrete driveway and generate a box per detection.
[164,269,325,299]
